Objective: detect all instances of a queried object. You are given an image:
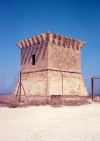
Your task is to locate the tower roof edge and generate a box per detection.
[16,32,86,48]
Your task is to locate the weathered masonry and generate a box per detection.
[16,32,88,96]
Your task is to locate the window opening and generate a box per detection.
[32,54,35,65]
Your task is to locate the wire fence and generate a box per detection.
[0,72,100,98]
[91,77,100,101]
[84,77,92,96]
[0,72,19,95]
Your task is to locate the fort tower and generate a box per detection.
[16,32,88,96]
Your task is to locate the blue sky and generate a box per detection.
[0,0,100,93]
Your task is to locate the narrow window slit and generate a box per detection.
[32,54,35,65]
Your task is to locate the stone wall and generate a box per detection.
[48,42,81,73]
[48,70,88,96]
[21,41,48,73]
[15,71,48,96]
[15,70,88,97]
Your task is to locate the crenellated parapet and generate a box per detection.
[16,32,86,49]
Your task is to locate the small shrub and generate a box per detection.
[8,102,18,108]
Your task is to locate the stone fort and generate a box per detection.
[16,32,88,96]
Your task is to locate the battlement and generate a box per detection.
[16,32,86,49]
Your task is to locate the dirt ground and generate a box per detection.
[0,103,100,141]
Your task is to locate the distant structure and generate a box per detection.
[16,32,88,96]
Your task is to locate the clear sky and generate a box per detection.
[0,0,100,93]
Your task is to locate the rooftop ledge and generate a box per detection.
[16,32,86,49]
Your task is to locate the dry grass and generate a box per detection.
[0,94,93,108]
[0,95,19,108]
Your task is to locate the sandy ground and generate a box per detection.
[0,103,100,141]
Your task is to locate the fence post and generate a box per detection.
[19,71,21,102]
[59,72,63,97]
[91,77,94,101]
